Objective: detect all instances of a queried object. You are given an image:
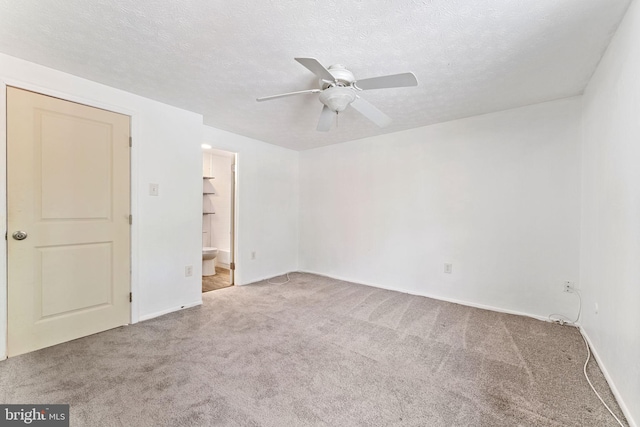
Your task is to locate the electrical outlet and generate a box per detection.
[251,251,256,260]
[563,281,573,292]
[444,263,453,274]
[185,265,193,277]
[149,183,159,196]
[594,303,599,314]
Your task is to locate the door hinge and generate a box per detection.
[129,136,132,147]
[4,232,6,241]
[230,262,235,271]
[231,164,236,173]
[129,292,132,302]
[129,214,133,225]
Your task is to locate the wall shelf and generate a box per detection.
[203,178,216,196]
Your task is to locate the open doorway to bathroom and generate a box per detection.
[202,147,236,292]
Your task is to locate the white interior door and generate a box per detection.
[7,87,131,357]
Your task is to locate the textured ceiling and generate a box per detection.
[0,0,632,150]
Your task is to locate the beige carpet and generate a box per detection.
[0,273,627,426]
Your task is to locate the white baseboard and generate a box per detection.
[580,328,637,427]
[138,300,202,322]
[242,271,295,286]
[297,269,550,322]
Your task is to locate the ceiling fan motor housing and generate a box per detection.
[322,64,356,88]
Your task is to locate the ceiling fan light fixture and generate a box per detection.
[319,86,356,113]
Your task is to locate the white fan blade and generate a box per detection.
[355,72,418,91]
[257,89,321,102]
[350,96,392,128]
[295,58,336,82]
[317,105,335,132]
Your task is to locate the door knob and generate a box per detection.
[12,231,28,240]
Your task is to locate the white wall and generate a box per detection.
[202,126,299,285]
[0,52,204,357]
[580,0,640,424]
[300,97,582,319]
[135,106,203,321]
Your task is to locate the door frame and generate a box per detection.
[0,79,141,360]
[230,154,236,285]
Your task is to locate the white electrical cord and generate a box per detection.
[579,330,626,427]
[548,288,626,426]
[267,272,291,285]
[548,288,582,325]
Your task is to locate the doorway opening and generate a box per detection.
[202,147,236,292]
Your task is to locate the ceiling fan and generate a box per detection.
[257,58,418,132]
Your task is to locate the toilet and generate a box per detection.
[202,247,218,276]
